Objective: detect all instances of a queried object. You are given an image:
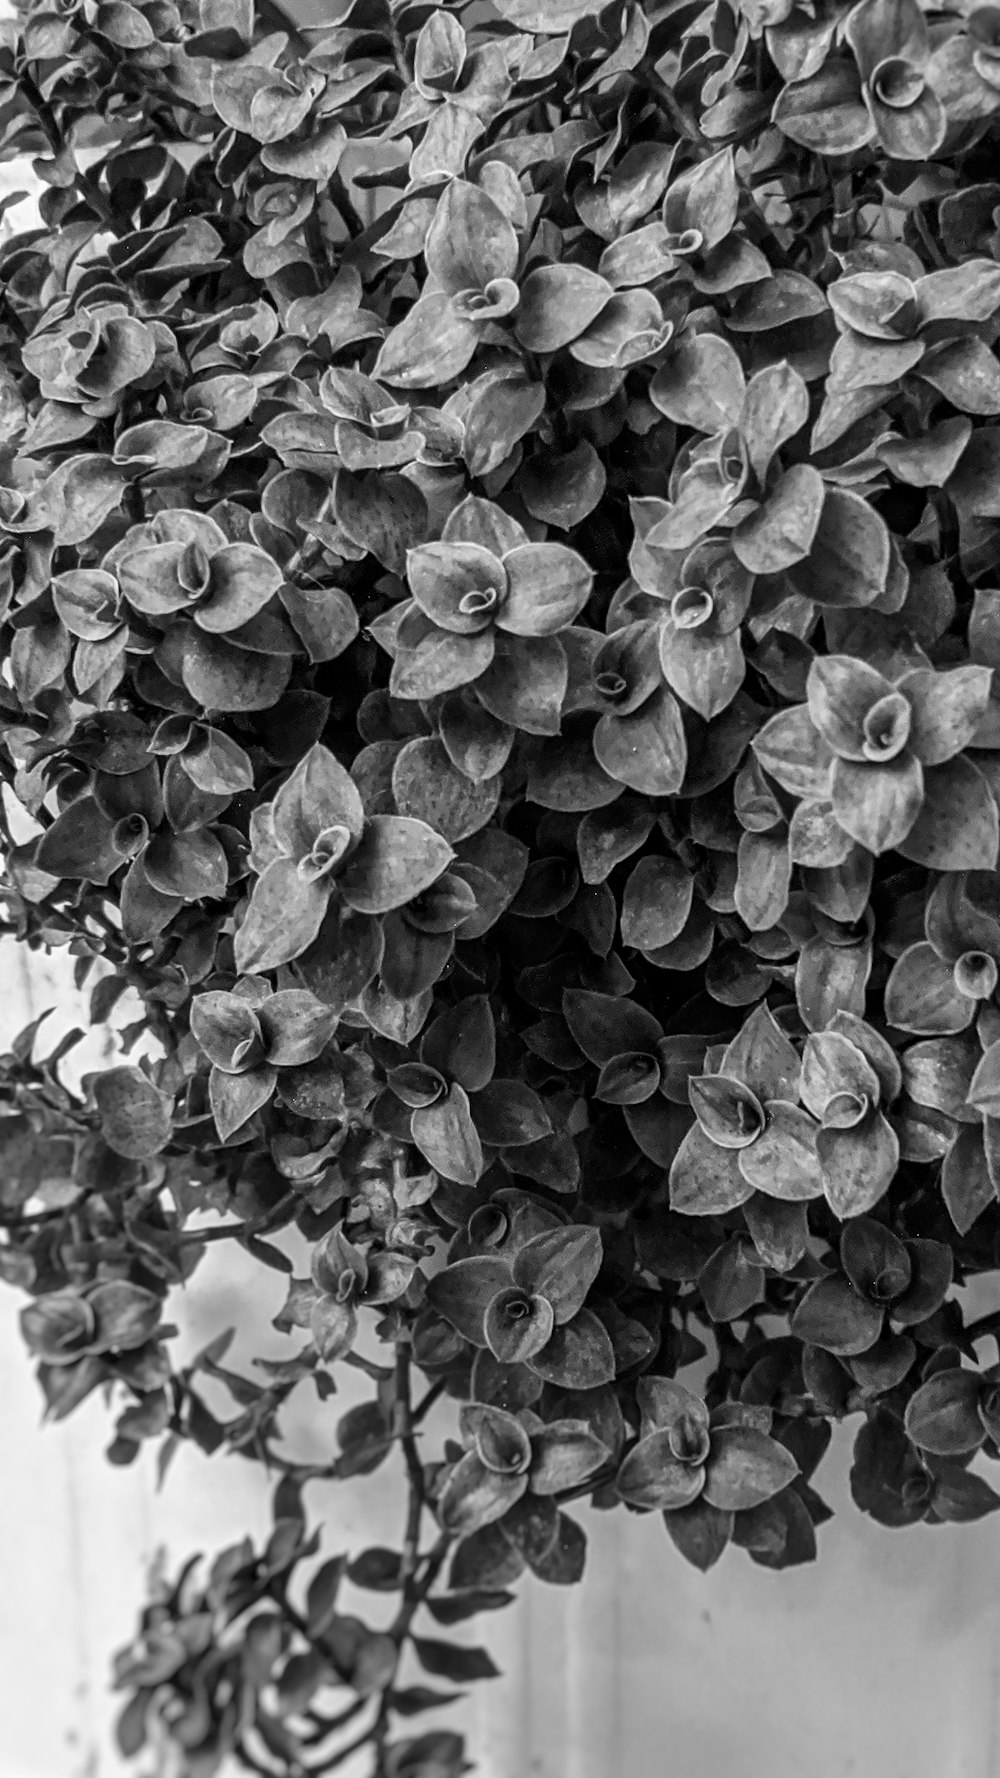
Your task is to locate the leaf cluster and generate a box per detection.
[3,0,1000,1770]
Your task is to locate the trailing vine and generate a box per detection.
[3,0,1000,1771]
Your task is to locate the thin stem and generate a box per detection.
[632,70,707,149]
[124,480,147,528]
[555,1464,617,1506]
[306,1722,378,1774]
[342,1349,393,1383]
[273,1594,313,1643]
[390,1531,451,1646]
[242,1347,451,1778]
[392,1346,425,1585]
[238,1719,378,1778]
[371,1532,451,1776]
[385,13,412,85]
[301,1698,369,1745]
[0,1201,80,1228]
[658,807,701,875]
[283,490,334,583]
[831,170,854,251]
[176,1189,301,1249]
[234,1738,283,1778]
[964,1307,1000,1343]
[367,1346,453,1775]
[176,1221,249,1248]
[14,70,121,234]
[412,1379,445,1427]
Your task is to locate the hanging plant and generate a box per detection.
[3,0,1000,1770]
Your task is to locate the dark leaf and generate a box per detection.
[411,1638,500,1683]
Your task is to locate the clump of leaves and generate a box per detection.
[5,0,1000,1769]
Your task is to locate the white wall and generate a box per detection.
[5,940,1000,1778]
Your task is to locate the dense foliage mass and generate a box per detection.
[7,0,1000,1768]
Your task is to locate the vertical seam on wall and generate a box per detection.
[63,1326,97,1773]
